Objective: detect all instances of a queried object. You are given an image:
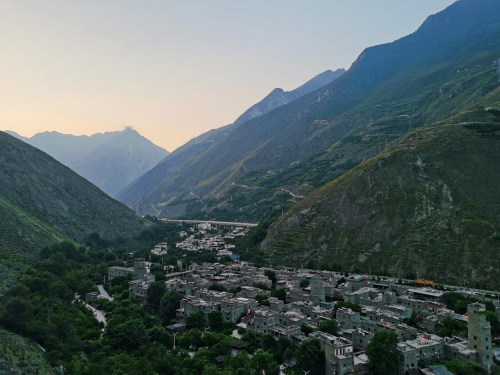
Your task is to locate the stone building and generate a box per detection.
[467,302,493,367]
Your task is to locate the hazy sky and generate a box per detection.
[1,0,456,152]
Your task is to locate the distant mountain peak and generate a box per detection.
[123,125,137,133]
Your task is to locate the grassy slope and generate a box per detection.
[263,87,500,288]
[0,327,55,374]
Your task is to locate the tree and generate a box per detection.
[107,319,149,352]
[208,283,227,292]
[277,337,293,351]
[208,310,223,332]
[283,348,294,364]
[485,311,500,335]
[261,333,275,351]
[301,324,314,336]
[159,291,184,324]
[335,301,361,313]
[365,331,402,375]
[441,359,479,375]
[319,319,339,335]
[300,279,310,288]
[250,350,280,375]
[264,270,276,286]
[406,312,417,327]
[437,317,468,338]
[454,300,469,315]
[186,311,204,330]
[146,281,166,307]
[271,288,286,302]
[295,339,325,375]
[256,294,269,305]
[254,283,271,291]
[0,297,33,334]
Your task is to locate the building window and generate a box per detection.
[474,345,477,349]
[474,336,477,340]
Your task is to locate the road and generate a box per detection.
[97,284,114,301]
[160,218,258,228]
[279,188,305,199]
[85,303,107,327]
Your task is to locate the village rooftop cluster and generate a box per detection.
[100,248,500,375]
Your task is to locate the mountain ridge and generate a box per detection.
[132,0,500,220]
[0,130,151,294]
[3,128,169,198]
[116,69,345,207]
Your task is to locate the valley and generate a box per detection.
[2,1,500,374]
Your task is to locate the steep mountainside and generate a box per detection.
[0,131,147,257]
[134,0,500,220]
[116,123,238,207]
[263,88,500,289]
[117,70,344,207]
[69,127,168,197]
[231,69,345,127]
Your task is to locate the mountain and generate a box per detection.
[263,87,500,289]
[116,69,344,207]
[3,128,170,198]
[69,127,168,197]
[0,131,148,291]
[0,131,147,249]
[231,69,345,127]
[7,130,122,166]
[132,0,500,220]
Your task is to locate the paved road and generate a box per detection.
[85,303,107,327]
[97,284,114,301]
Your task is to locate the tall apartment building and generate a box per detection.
[467,302,493,367]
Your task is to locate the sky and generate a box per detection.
[0,0,457,152]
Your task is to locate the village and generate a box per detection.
[89,224,500,375]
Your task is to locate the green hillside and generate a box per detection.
[263,88,500,289]
[0,132,148,293]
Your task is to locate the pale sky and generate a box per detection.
[0,0,456,152]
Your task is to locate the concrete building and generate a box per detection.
[467,302,493,367]
[336,307,361,330]
[128,274,155,303]
[398,333,444,372]
[108,258,148,281]
[310,275,326,303]
[241,307,279,337]
[322,333,367,375]
[176,296,220,325]
[269,324,301,340]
